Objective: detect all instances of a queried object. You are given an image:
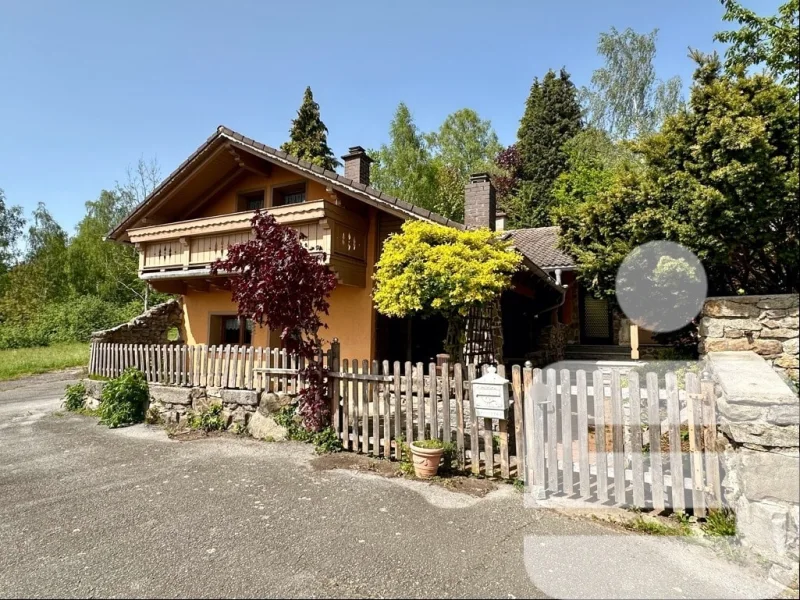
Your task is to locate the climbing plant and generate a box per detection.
[211,212,338,431]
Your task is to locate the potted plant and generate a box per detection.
[409,439,445,478]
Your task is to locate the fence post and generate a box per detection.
[700,370,722,507]
[329,338,340,434]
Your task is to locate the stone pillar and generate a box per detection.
[708,351,799,587]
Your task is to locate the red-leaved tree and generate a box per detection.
[211,212,338,430]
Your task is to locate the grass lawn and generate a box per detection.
[0,342,90,381]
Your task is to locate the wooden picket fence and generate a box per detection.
[326,361,722,515]
[89,342,721,514]
[89,342,331,394]
[517,366,722,516]
[327,360,517,479]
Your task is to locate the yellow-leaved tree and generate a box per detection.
[373,221,522,362]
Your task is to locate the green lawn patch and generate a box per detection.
[0,343,90,381]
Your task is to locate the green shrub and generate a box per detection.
[312,427,343,454]
[396,436,415,476]
[145,405,163,425]
[413,438,445,450]
[623,514,690,536]
[186,403,226,432]
[64,382,87,412]
[97,367,149,428]
[270,403,342,452]
[0,325,49,350]
[274,404,312,441]
[230,422,247,436]
[0,296,142,350]
[702,507,737,537]
[439,441,457,474]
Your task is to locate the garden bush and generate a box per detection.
[63,382,87,412]
[186,403,226,432]
[97,367,149,428]
[0,296,141,350]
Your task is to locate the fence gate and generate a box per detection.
[517,365,722,515]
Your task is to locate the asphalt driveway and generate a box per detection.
[0,373,784,599]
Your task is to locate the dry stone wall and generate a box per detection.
[700,294,799,386]
[91,300,184,345]
[148,383,294,432]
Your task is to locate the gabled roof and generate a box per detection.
[505,226,576,270]
[109,125,463,241]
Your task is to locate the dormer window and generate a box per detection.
[238,190,265,211]
[272,182,306,207]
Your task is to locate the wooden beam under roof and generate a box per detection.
[228,146,273,178]
[184,166,246,219]
[148,279,187,295]
[119,141,232,239]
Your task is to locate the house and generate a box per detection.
[109,126,652,365]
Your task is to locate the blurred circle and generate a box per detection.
[615,241,707,333]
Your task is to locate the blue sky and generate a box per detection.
[0,0,780,233]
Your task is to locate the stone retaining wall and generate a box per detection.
[90,299,184,345]
[81,378,295,439]
[709,351,799,587]
[699,294,799,386]
[148,383,295,440]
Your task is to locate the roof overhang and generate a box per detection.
[109,126,464,243]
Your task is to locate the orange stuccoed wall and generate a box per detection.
[181,207,379,360]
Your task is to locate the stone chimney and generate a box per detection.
[464,173,496,230]
[341,146,373,186]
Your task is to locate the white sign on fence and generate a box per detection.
[471,366,510,420]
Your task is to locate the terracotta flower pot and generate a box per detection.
[410,442,444,479]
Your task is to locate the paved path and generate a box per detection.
[0,374,784,598]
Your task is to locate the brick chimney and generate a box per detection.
[341,146,373,186]
[464,173,496,230]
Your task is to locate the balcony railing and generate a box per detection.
[127,200,368,287]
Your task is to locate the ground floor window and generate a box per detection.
[209,314,253,346]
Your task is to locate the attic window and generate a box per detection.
[238,190,265,211]
[272,182,306,207]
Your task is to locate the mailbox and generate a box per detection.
[471,365,510,420]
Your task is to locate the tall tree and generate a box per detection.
[427,109,502,221]
[551,127,634,216]
[369,103,438,209]
[513,69,583,228]
[492,144,522,205]
[0,188,24,287]
[559,53,799,298]
[581,27,682,140]
[116,155,162,211]
[714,0,799,90]
[68,190,144,305]
[24,203,70,303]
[281,87,340,171]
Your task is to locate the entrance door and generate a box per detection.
[580,292,612,344]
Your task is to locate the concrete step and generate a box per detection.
[565,345,633,361]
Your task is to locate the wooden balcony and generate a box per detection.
[127,200,369,288]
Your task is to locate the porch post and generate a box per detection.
[630,323,640,360]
